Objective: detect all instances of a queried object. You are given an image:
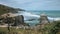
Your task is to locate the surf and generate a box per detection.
[17,11,60,21]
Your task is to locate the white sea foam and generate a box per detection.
[48,17,60,21]
[17,11,60,21]
[17,11,40,20]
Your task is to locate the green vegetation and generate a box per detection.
[0,27,41,34]
[49,21,60,34]
[0,21,60,34]
[0,4,25,15]
[42,21,60,34]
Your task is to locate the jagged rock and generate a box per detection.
[39,13,50,29]
[14,15,24,26]
[0,13,17,25]
[0,13,29,26]
[40,13,50,24]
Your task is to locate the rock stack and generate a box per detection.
[39,13,50,29]
[40,13,50,24]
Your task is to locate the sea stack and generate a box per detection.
[40,13,50,24]
[39,13,50,29]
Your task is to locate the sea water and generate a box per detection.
[17,10,60,26]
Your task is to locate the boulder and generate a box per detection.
[14,15,24,26]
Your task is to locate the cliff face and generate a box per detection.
[0,4,25,15]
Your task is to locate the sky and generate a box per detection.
[0,0,60,10]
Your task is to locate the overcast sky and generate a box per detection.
[0,0,60,10]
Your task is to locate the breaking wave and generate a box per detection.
[17,11,60,21]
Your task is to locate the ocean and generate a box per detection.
[17,10,60,26]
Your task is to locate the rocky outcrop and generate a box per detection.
[13,15,29,26]
[14,15,24,26]
[0,13,16,25]
[0,13,29,26]
[40,13,50,24]
[1,13,17,18]
[39,13,50,29]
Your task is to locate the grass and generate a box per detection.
[0,21,60,34]
[0,27,42,34]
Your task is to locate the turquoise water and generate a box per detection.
[26,10,60,17]
[18,10,60,26]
